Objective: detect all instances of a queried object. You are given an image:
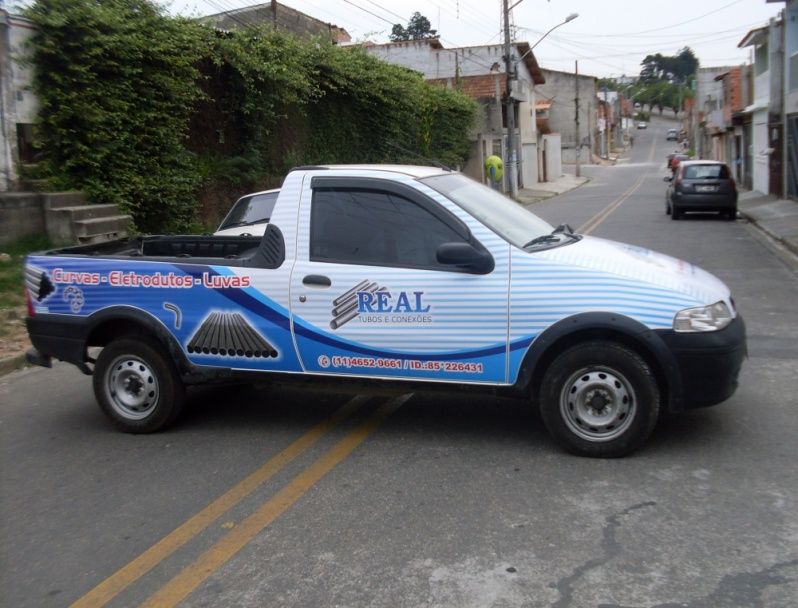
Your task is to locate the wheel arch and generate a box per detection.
[514,312,684,412]
[86,306,192,375]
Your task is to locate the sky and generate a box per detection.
[165,0,784,79]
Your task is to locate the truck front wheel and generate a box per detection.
[93,336,185,433]
[539,341,660,457]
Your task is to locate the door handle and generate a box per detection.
[302,274,331,287]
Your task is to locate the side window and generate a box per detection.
[310,188,469,270]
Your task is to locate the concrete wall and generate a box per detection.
[0,12,39,191]
[536,68,596,163]
[202,1,350,42]
[0,193,44,244]
[366,41,511,81]
[541,133,562,182]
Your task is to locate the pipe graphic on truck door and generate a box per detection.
[187,312,278,358]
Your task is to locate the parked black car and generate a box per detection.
[665,160,737,220]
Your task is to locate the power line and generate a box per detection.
[563,0,746,38]
[341,0,395,26]
[363,0,405,22]
[544,26,760,52]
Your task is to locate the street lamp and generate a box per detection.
[518,13,579,63]
[503,8,579,198]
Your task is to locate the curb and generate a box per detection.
[739,211,798,258]
[0,353,28,377]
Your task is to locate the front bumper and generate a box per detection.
[655,315,747,409]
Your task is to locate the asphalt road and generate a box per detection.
[2,117,797,607]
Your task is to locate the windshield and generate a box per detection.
[219,192,279,230]
[420,173,554,249]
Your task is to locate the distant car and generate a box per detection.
[668,153,690,174]
[215,189,280,236]
[666,160,737,220]
[637,122,647,129]
[666,128,678,141]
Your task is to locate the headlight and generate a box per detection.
[673,301,733,332]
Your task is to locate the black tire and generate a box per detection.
[538,341,660,458]
[671,204,681,220]
[724,207,737,220]
[665,198,671,215]
[93,336,185,433]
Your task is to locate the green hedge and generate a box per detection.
[26,0,477,233]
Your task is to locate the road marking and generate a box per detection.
[140,393,411,608]
[578,172,648,235]
[69,395,369,608]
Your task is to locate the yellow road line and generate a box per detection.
[578,172,648,235]
[140,394,410,608]
[70,395,368,608]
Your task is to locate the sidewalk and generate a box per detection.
[515,172,589,206]
[738,191,798,257]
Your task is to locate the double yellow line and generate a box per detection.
[577,119,660,235]
[71,394,408,608]
[577,172,648,235]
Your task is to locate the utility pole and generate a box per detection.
[502,0,518,197]
[575,60,580,178]
[603,86,609,158]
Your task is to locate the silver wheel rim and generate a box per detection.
[105,355,159,420]
[560,366,636,442]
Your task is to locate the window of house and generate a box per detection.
[310,188,470,270]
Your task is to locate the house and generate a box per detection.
[0,10,38,191]
[694,66,736,162]
[712,66,754,186]
[200,1,350,43]
[774,0,797,198]
[363,39,551,190]
[738,17,784,196]
[536,68,598,164]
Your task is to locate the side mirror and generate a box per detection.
[436,242,494,274]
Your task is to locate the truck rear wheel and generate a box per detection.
[93,336,185,433]
[539,341,660,457]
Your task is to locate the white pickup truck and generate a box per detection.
[24,165,746,457]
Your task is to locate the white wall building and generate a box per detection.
[0,11,39,191]
[739,17,784,195]
[364,39,550,190]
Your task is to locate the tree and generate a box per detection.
[674,47,699,82]
[390,12,437,41]
[639,47,699,84]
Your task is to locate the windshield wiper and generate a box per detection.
[221,219,269,229]
[523,234,561,248]
[523,225,581,249]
